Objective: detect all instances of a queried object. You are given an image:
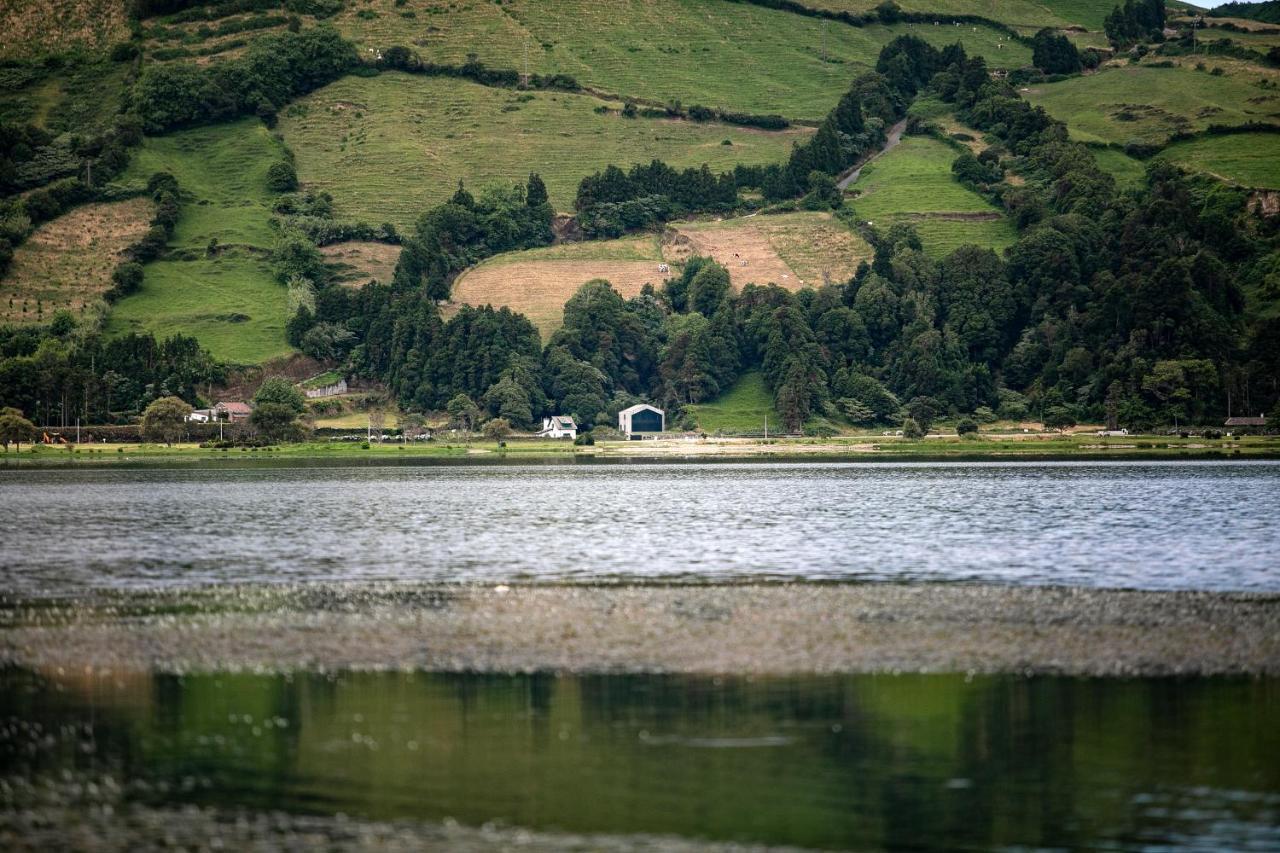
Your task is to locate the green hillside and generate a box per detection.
[278,73,813,229]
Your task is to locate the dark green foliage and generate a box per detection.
[266,161,298,193]
[1031,29,1082,74]
[1105,0,1167,47]
[1208,1,1280,24]
[132,27,357,133]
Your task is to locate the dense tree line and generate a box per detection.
[130,26,357,132]
[1105,0,1167,47]
[1030,28,1082,74]
[1208,1,1280,25]
[0,320,223,426]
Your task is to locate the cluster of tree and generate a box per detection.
[1030,28,1082,74]
[728,0,1030,46]
[0,318,224,427]
[376,48,580,93]
[1104,0,1167,47]
[130,26,357,132]
[573,70,900,236]
[1207,1,1280,24]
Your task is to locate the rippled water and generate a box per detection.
[2,667,1276,851]
[2,460,1278,594]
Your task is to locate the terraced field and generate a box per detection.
[0,0,129,60]
[846,135,1016,256]
[0,198,154,325]
[277,73,812,229]
[332,0,1031,120]
[1023,64,1280,146]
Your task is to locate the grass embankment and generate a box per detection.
[846,135,1017,256]
[5,433,1278,465]
[685,371,782,434]
[0,0,130,60]
[277,73,811,229]
[0,198,153,325]
[104,119,292,364]
[332,0,1030,120]
[1024,64,1280,147]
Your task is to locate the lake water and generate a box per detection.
[1,460,1278,594]
[2,666,1277,851]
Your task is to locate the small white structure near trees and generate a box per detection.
[538,415,578,439]
[618,404,664,438]
[186,408,214,423]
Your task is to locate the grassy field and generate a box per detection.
[1023,64,1280,146]
[0,198,153,325]
[0,0,129,60]
[451,236,666,338]
[104,252,291,365]
[806,0,1118,31]
[685,371,782,434]
[277,73,812,229]
[668,211,871,289]
[332,0,1031,121]
[102,119,293,362]
[1091,147,1149,190]
[117,118,285,250]
[846,135,1016,256]
[321,241,402,286]
[1157,132,1280,190]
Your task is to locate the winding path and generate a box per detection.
[838,118,909,190]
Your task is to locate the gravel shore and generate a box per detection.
[3,583,1276,676]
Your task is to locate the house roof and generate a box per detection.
[216,401,252,414]
[551,415,576,428]
[620,404,663,416]
[1225,416,1267,426]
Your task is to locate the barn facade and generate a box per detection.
[619,404,664,438]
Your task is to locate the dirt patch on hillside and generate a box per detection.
[0,197,153,323]
[666,212,870,290]
[451,259,666,338]
[321,241,401,286]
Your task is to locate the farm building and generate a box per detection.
[538,416,578,439]
[214,401,253,422]
[186,408,214,423]
[619,404,664,438]
[1225,415,1268,429]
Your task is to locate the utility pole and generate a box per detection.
[764,414,768,441]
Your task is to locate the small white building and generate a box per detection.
[538,415,578,439]
[618,404,664,438]
[186,408,214,423]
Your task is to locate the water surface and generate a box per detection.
[2,460,1278,594]
[1,667,1276,851]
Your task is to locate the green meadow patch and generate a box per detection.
[277,73,812,229]
[1090,147,1148,190]
[846,135,1016,256]
[333,0,1029,121]
[1023,65,1280,146]
[105,252,291,365]
[685,371,782,434]
[1157,132,1280,189]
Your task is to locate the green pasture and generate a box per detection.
[104,252,291,365]
[277,73,811,228]
[1157,132,1280,189]
[1023,64,1280,146]
[686,371,783,434]
[846,134,1015,256]
[1090,147,1149,189]
[333,0,1030,121]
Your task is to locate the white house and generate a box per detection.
[618,404,664,438]
[186,408,214,423]
[538,415,578,439]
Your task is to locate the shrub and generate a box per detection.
[956,418,979,435]
[902,417,925,440]
[266,161,299,193]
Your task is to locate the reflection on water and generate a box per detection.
[2,461,1279,594]
[2,667,1277,850]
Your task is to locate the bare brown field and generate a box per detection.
[0,0,130,59]
[321,241,400,286]
[451,259,667,338]
[667,212,871,289]
[1,197,154,324]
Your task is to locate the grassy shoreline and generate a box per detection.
[3,433,1278,467]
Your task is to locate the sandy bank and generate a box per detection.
[3,583,1276,677]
